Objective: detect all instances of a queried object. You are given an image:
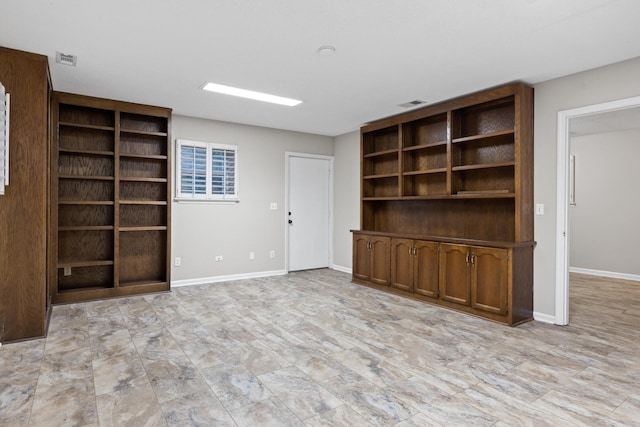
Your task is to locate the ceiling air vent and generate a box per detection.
[56,52,77,67]
[398,99,426,108]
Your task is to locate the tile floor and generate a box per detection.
[1,269,639,426]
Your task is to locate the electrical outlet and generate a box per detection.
[215,255,223,262]
[249,252,255,260]
[63,267,72,276]
[174,257,181,267]
[269,250,275,259]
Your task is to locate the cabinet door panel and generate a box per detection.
[353,234,370,281]
[439,244,470,305]
[391,238,414,291]
[472,247,508,314]
[370,237,391,286]
[414,240,439,298]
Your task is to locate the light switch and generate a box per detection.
[270,202,277,210]
[536,204,545,215]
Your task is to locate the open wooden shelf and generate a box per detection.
[57,260,114,268]
[403,168,447,176]
[58,225,114,231]
[452,161,515,172]
[120,153,168,160]
[58,175,114,181]
[58,200,114,205]
[363,148,399,158]
[119,226,167,232]
[121,129,168,137]
[403,140,448,151]
[452,129,514,144]
[59,121,115,132]
[119,177,168,183]
[363,172,399,180]
[59,148,115,157]
[119,200,167,205]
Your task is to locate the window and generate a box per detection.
[176,139,238,201]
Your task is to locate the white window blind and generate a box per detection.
[0,82,9,196]
[176,139,238,201]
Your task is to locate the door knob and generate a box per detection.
[288,220,293,224]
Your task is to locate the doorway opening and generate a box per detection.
[555,95,640,325]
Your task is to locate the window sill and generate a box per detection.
[174,198,239,204]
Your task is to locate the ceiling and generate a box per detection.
[1,0,640,137]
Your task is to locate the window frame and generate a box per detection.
[175,139,239,202]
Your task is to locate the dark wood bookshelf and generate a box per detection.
[353,83,534,326]
[51,92,171,304]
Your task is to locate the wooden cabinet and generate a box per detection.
[352,83,534,325]
[471,246,509,315]
[391,238,439,298]
[353,232,390,286]
[0,47,51,342]
[50,92,171,304]
[439,243,471,306]
[391,239,413,291]
[439,244,508,315]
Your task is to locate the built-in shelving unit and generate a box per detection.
[50,92,171,303]
[353,83,534,325]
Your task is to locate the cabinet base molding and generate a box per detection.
[53,282,170,305]
[352,278,532,326]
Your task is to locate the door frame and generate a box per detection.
[555,95,640,325]
[284,151,334,273]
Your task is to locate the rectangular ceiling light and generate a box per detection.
[202,82,302,107]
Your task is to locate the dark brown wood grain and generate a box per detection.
[0,47,50,342]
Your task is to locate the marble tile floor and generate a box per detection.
[1,269,639,426]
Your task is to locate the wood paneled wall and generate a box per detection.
[0,47,51,342]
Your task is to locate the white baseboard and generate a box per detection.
[171,269,287,288]
[331,264,352,274]
[533,312,556,324]
[569,267,640,282]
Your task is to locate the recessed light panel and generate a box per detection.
[202,82,302,107]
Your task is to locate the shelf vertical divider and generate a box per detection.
[446,110,453,196]
[113,109,120,289]
[397,124,404,197]
[165,115,172,289]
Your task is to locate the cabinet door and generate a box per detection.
[414,240,439,298]
[370,236,391,286]
[353,234,371,281]
[439,243,470,306]
[471,246,508,315]
[391,238,414,291]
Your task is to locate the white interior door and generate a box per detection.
[288,154,331,271]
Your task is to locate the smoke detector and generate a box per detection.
[317,46,336,56]
[56,52,77,67]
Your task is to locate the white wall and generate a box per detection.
[171,115,333,284]
[533,56,640,317]
[332,131,360,271]
[569,129,640,276]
